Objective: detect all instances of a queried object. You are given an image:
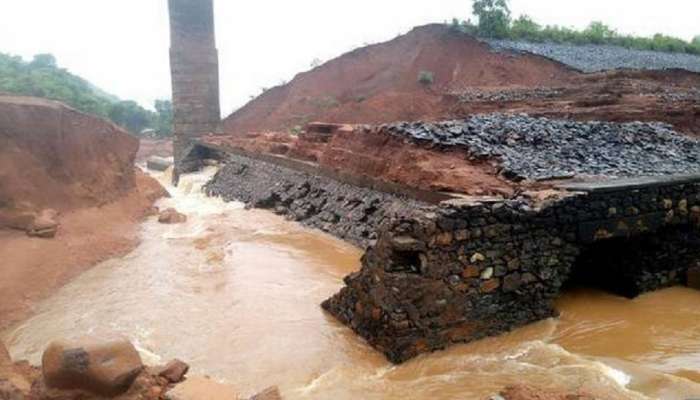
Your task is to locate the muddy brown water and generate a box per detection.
[4,168,700,399]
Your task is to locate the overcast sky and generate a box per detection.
[0,1,698,115]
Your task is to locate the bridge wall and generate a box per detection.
[323,178,700,363]
[168,0,221,181]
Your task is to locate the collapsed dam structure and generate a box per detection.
[167,7,700,363]
[200,119,700,363]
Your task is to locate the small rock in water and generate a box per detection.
[249,386,282,400]
[158,208,187,224]
[157,359,190,383]
[41,336,144,396]
[27,209,59,238]
[0,341,11,365]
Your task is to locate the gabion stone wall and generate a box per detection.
[323,179,700,363]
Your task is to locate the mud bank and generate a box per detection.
[0,95,169,330]
[0,171,166,330]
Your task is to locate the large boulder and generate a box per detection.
[41,337,144,396]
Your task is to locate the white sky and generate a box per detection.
[0,1,698,115]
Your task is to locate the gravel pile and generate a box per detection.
[382,114,700,181]
[485,40,700,73]
[453,87,564,103]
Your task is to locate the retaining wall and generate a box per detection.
[323,177,700,362]
[202,146,700,364]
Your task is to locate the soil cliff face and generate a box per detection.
[0,96,138,219]
[0,95,168,329]
[223,24,576,134]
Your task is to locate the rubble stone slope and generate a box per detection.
[487,39,700,73]
[384,114,700,181]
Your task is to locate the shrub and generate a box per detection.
[510,15,541,41]
[447,0,700,55]
[418,70,435,86]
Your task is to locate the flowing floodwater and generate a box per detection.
[4,168,700,399]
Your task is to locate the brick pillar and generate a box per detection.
[168,0,221,183]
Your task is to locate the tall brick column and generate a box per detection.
[168,0,221,183]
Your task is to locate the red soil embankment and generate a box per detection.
[0,96,138,218]
[223,24,575,134]
[0,96,168,329]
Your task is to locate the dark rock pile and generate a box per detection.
[453,87,564,103]
[205,153,426,247]
[485,39,700,73]
[382,114,700,181]
[659,87,700,102]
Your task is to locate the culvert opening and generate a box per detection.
[565,226,700,298]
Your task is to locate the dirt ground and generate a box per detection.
[0,171,167,330]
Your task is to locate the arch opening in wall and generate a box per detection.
[563,226,700,298]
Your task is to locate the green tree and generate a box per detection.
[472,0,511,39]
[108,101,154,134]
[0,51,160,135]
[510,15,541,41]
[154,99,173,137]
[582,21,617,44]
[29,54,57,69]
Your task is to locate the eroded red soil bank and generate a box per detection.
[0,96,168,330]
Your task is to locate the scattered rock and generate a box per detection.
[165,376,239,400]
[158,208,187,224]
[497,384,596,400]
[248,386,281,400]
[26,209,59,238]
[0,380,24,400]
[0,341,10,366]
[157,359,190,383]
[41,337,144,396]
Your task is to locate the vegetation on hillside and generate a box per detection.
[0,52,173,136]
[450,0,700,55]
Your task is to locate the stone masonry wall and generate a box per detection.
[204,153,427,248]
[201,145,700,364]
[168,0,221,179]
[323,180,700,363]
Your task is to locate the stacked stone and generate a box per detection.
[453,87,564,103]
[485,39,700,73]
[204,153,426,247]
[382,114,700,181]
[323,198,579,363]
[323,179,700,363]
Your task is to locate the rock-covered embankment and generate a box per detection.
[383,114,700,181]
[204,153,425,247]
[486,39,700,73]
